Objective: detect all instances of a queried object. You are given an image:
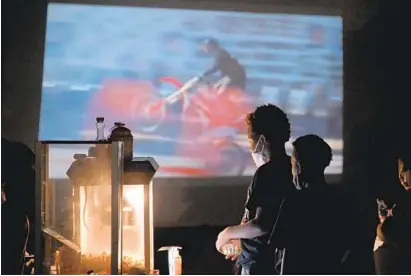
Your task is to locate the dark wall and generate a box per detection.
[343,0,410,204]
[2,0,47,148]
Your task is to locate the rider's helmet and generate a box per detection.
[201,38,220,54]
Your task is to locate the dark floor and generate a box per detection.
[154,226,235,275]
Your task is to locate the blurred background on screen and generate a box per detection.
[40,3,342,178]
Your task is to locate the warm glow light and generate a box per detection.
[79,185,146,270]
[123,185,145,262]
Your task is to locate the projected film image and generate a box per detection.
[40,3,343,177]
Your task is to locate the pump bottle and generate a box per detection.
[158,246,182,275]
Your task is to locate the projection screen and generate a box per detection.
[39,1,342,178]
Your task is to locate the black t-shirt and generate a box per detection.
[395,189,411,245]
[374,242,411,274]
[274,184,350,274]
[374,190,411,275]
[215,49,245,79]
[237,156,293,269]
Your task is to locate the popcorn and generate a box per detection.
[222,240,241,256]
[59,252,146,275]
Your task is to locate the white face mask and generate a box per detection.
[293,172,306,190]
[251,152,266,168]
[292,159,308,190]
[251,136,267,168]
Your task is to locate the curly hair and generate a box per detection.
[292,134,332,171]
[245,104,291,145]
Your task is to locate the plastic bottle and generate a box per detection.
[94,117,108,159]
[174,249,182,275]
[158,246,182,275]
[96,117,106,141]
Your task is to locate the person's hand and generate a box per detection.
[387,207,394,217]
[225,252,241,261]
[215,227,231,253]
[224,239,241,261]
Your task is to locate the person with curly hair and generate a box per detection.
[215,104,294,275]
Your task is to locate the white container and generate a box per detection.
[158,246,182,275]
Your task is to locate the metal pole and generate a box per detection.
[144,182,154,271]
[110,142,123,275]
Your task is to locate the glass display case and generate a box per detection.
[34,141,158,275]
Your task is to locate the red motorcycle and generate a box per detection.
[87,76,253,176]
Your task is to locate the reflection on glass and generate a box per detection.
[38,143,153,275]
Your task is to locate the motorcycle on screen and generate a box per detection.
[87,75,252,176]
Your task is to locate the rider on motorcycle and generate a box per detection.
[145,39,248,117]
[200,39,247,92]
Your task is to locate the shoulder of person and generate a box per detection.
[251,161,291,191]
[252,161,276,181]
[248,163,271,191]
[217,48,231,57]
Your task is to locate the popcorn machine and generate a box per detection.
[34,121,159,275]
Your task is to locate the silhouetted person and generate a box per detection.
[215,104,294,274]
[271,135,350,274]
[395,157,411,239]
[2,138,35,274]
[374,216,411,274]
[374,156,411,274]
[200,39,247,91]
